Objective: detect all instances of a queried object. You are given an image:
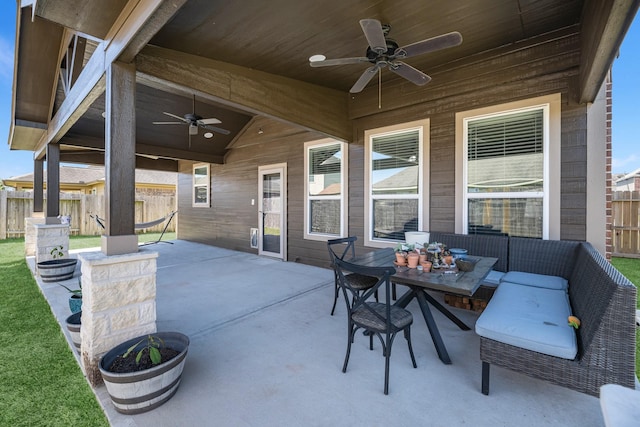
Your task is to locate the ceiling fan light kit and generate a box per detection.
[309,18,462,94]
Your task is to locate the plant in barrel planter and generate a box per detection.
[99,332,190,414]
[58,277,82,313]
[37,245,78,282]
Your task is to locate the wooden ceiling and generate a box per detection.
[11,0,639,171]
[150,0,583,92]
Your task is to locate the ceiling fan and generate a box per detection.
[152,95,230,142]
[309,19,463,93]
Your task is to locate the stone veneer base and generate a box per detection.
[78,248,158,386]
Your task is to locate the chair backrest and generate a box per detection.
[327,236,358,266]
[334,257,396,328]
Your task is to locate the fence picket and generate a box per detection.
[0,191,175,239]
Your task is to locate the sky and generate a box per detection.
[0,5,639,180]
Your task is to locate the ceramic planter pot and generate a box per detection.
[395,252,407,266]
[37,258,77,282]
[65,311,81,352]
[68,295,82,313]
[99,331,190,415]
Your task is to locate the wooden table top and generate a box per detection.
[350,248,498,297]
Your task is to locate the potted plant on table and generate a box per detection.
[37,245,78,282]
[99,332,190,415]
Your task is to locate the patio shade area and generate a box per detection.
[33,240,609,426]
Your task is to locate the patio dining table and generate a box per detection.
[349,248,498,364]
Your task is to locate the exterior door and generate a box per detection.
[258,164,287,259]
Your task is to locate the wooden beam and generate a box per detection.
[579,0,640,103]
[45,143,60,221]
[136,45,351,142]
[33,159,44,213]
[33,0,179,160]
[60,134,225,164]
[59,150,178,172]
[105,61,136,238]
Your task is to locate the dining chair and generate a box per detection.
[334,257,417,395]
[327,237,378,315]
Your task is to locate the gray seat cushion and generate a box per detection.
[475,282,577,359]
[501,271,568,291]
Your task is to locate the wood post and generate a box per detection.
[45,143,60,223]
[103,60,138,255]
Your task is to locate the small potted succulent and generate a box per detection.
[37,245,78,282]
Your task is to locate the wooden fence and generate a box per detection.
[612,191,640,258]
[0,191,176,240]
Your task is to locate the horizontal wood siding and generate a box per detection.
[178,28,591,267]
[178,119,335,267]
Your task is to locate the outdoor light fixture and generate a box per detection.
[258,128,264,135]
[308,54,326,63]
[204,132,214,139]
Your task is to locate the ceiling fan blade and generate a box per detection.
[163,112,188,122]
[395,31,463,59]
[350,65,380,93]
[198,117,222,125]
[152,121,185,125]
[310,57,370,67]
[389,62,432,86]
[201,124,231,135]
[359,19,387,53]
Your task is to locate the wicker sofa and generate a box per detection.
[428,233,637,396]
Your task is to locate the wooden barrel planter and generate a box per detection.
[37,259,78,282]
[99,332,190,415]
[65,311,81,352]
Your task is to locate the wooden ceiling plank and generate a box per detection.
[136,45,351,142]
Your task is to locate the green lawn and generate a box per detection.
[0,232,175,426]
[0,238,108,427]
[610,257,640,378]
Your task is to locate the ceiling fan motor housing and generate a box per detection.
[366,38,399,62]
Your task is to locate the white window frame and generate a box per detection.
[455,94,561,239]
[304,139,348,241]
[192,163,210,207]
[364,119,430,248]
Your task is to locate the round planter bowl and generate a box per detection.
[65,311,81,352]
[37,259,77,282]
[99,332,190,415]
[449,248,468,259]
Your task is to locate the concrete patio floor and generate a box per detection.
[32,240,611,426]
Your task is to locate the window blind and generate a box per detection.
[468,110,543,160]
[372,130,419,171]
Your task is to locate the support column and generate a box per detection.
[26,159,46,256]
[102,60,138,255]
[34,223,70,264]
[33,158,44,214]
[79,249,158,385]
[45,144,60,224]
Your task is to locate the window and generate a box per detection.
[365,119,429,247]
[192,163,210,207]
[456,94,561,239]
[304,139,347,240]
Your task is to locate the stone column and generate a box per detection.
[78,249,158,386]
[34,223,70,264]
[25,216,46,257]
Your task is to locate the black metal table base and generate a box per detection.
[394,286,471,365]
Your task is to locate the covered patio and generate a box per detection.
[34,240,606,426]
